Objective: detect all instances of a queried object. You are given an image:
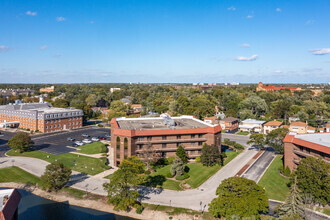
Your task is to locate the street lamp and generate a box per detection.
[85,184,89,195]
[11,159,15,166]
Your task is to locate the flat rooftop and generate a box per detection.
[295,133,330,147]
[116,116,211,130]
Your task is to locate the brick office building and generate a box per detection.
[110,115,222,166]
[283,133,330,171]
[0,98,83,133]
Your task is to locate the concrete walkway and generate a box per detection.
[0,147,259,211]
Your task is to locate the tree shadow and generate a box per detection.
[184,166,190,173]
[143,175,166,188]
[66,173,89,186]
[137,185,163,201]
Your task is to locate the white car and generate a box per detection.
[74,141,84,146]
[82,139,92,144]
[91,137,99,142]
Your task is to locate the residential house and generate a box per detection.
[120,96,132,105]
[326,123,330,133]
[289,122,308,134]
[263,120,283,134]
[220,117,239,132]
[239,119,265,133]
[39,86,54,93]
[307,126,316,133]
[91,107,109,113]
[204,116,218,125]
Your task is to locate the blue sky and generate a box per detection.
[0,0,329,83]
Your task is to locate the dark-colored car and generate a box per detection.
[67,137,75,141]
[98,136,106,140]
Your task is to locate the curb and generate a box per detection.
[236,149,265,177]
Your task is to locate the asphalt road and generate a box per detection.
[222,133,250,146]
[242,147,276,182]
[0,127,110,156]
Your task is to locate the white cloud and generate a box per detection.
[235,54,258,61]
[305,20,315,25]
[40,45,48,50]
[274,70,283,73]
[56,16,66,22]
[227,6,236,11]
[276,8,282,12]
[247,15,254,19]
[0,45,10,52]
[309,48,330,55]
[26,11,37,16]
[240,43,250,48]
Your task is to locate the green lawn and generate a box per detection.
[0,166,40,185]
[258,155,290,201]
[146,151,241,190]
[77,142,107,154]
[7,150,109,175]
[236,131,249,135]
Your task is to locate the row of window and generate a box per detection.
[45,112,81,119]
[137,134,205,141]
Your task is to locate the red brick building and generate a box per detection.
[256,82,302,94]
[0,99,83,133]
[283,133,330,171]
[110,115,222,166]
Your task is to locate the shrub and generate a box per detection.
[26,129,30,131]
[151,158,169,168]
[170,158,184,176]
[98,124,104,127]
[175,173,190,181]
[234,143,244,150]
[167,156,176,164]
[166,172,173,178]
[195,156,201,163]
[136,205,144,214]
[144,170,151,175]
[283,166,291,177]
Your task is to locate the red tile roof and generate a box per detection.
[290,121,307,127]
[261,85,300,90]
[264,120,283,126]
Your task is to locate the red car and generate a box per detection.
[98,136,106,140]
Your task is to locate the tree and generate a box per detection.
[110,100,128,112]
[40,162,72,192]
[278,177,305,219]
[266,127,289,154]
[103,156,145,211]
[170,158,184,177]
[209,177,268,219]
[247,133,265,149]
[176,145,188,164]
[293,157,330,205]
[52,98,69,108]
[85,94,98,107]
[8,132,34,153]
[238,95,268,117]
[200,144,221,166]
[140,142,160,170]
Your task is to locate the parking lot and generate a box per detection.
[0,127,110,156]
[31,127,110,155]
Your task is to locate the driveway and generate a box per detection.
[222,133,249,146]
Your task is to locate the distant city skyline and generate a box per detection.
[0,0,329,83]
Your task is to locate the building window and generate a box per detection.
[162,136,166,140]
[124,138,128,149]
[139,137,144,141]
[147,136,152,141]
[50,125,52,128]
[191,134,195,139]
[198,142,203,146]
[116,137,120,150]
[198,134,203,138]
[177,135,181,139]
[54,125,56,128]
[162,143,166,148]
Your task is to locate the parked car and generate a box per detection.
[72,143,78,147]
[67,137,75,141]
[74,141,84,146]
[91,137,99,142]
[105,134,111,138]
[81,134,89,137]
[82,139,92,144]
[98,136,106,140]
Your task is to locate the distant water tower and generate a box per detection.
[39,95,44,103]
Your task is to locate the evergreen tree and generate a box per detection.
[278,177,305,219]
[200,144,221,166]
[176,145,188,164]
[170,158,184,176]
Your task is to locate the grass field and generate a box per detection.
[77,142,107,154]
[0,166,40,185]
[258,155,290,201]
[147,151,241,190]
[7,150,109,175]
[236,131,249,135]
